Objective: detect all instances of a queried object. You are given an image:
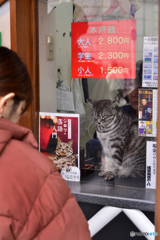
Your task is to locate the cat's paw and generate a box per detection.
[98,171,115,181]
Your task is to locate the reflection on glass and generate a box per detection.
[39,0,158,188]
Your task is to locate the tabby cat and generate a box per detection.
[53,137,77,172]
[87,99,146,181]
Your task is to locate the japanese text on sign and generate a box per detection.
[72,19,136,79]
[52,118,72,138]
[146,141,157,189]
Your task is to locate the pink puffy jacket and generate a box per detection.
[0,118,91,240]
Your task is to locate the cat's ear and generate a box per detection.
[111,101,120,113]
[110,101,118,110]
[68,140,74,147]
[87,98,96,107]
[112,101,121,108]
[112,101,117,107]
[57,137,62,144]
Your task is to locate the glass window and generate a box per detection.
[38,0,158,189]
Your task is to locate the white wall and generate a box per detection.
[0,1,10,48]
[38,1,73,112]
[38,1,57,112]
[54,2,73,86]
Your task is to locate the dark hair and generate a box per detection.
[0,46,33,113]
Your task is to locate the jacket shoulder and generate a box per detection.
[0,139,74,238]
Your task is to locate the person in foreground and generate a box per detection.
[0,47,91,240]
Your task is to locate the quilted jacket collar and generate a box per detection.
[0,118,38,154]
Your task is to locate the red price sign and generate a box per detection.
[71,19,136,79]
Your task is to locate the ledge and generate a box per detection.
[66,171,155,212]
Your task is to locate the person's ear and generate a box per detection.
[0,93,15,115]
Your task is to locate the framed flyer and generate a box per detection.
[142,36,158,88]
[39,112,80,182]
[138,89,158,137]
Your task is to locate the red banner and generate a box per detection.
[71,19,136,79]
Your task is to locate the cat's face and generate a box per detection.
[56,137,73,157]
[88,99,117,133]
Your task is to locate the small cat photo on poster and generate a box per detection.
[53,137,78,172]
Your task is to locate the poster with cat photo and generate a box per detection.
[138,89,158,137]
[39,112,80,182]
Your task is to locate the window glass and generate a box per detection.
[38,0,158,189]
